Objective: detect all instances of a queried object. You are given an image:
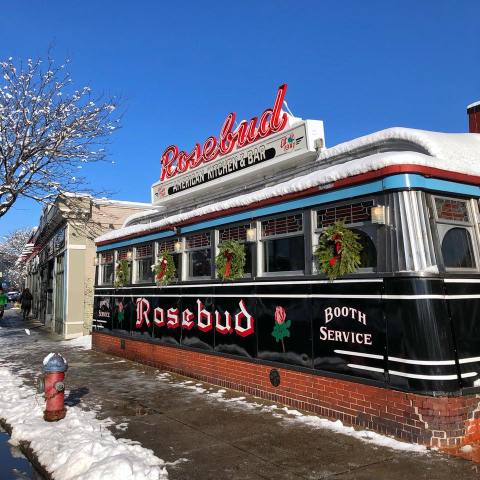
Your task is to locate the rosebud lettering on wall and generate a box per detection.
[134,298,255,337]
[319,306,372,345]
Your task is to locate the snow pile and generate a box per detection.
[156,373,426,454]
[96,127,480,245]
[61,334,92,350]
[318,127,480,167]
[0,368,168,480]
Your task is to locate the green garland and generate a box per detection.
[114,259,130,287]
[216,240,246,280]
[315,221,362,280]
[152,251,176,286]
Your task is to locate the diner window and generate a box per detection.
[434,196,477,270]
[99,251,114,285]
[116,248,132,284]
[316,200,377,272]
[262,214,305,274]
[219,224,253,275]
[135,244,153,283]
[352,230,377,269]
[442,228,475,268]
[157,238,181,278]
[186,232,211,278]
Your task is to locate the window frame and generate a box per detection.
[99,251,114,286]
[133,243,154,284]
[313,199,378,274]
[260,212,306,277]
[115,248,133,285]
[432,195,479,272]
[217,222,255,279]
[156,238,182,282]
[185,231,213,280]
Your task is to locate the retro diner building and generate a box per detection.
[92,86,480,448]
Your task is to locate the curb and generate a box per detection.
[0,418,53,480]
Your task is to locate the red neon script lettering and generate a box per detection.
[160,84,288,181]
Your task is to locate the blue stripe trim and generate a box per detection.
[97,174,480,251]
[182,180,384,233]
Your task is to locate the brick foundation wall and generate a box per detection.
[93,331,480,448]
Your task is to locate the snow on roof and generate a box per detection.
[467,100,480,110]
[121,206,167,228]
[96,128,480,245]
[318,127,480,165]
[93,198,152,208]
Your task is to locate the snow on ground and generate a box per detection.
[156,372,426,454]
[60,334,92,350]
[0,365,168,480]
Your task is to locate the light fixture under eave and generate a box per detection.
[371,205,387,225]
[126,250,133,261]
[174,240,182,253]
[246,227,257,242]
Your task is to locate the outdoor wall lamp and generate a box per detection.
[371,205,387,225]
[126,251,133,261]
[246,227,257,242]
[174,240,183,253]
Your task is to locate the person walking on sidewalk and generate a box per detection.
[0,288,7,319]
[19,288,33,321]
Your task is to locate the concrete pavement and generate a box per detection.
[0,307,479,480]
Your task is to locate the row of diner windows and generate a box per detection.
[96,195,480,285]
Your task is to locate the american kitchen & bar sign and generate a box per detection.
[151,84,325,204]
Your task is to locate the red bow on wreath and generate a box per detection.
[223,250,234,278]
[156,257,168,280]
[329,234,342,266]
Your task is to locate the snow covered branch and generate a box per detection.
[0,228,32,288]
[0,55,120,218]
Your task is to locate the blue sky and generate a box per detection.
[0,0,479,234]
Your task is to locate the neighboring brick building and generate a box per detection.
[22,194,150,338]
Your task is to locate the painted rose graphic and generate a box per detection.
[271,306,291,352]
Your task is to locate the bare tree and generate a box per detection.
[0,55,119,218]
[0,228,32,288]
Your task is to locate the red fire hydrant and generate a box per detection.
[38,353,68,422]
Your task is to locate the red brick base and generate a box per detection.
[93,332,480,451]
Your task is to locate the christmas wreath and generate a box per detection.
[114,259,130,288]
[216,240,246,280]
[315,221,362,280]
[151,251,176,286]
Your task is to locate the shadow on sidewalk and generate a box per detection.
[65,386,90,407]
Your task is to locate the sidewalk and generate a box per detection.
[0,307,478,480]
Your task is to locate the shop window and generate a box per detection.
[186,232,211,278]
[219,224,252,275]
[134,244,153,283]
[316,200,377,273]
[262,214,305,274]
[441,228,475,269]
[99,251,114,285]
[116,248,132,284]
[351,230,377,269]
[434,196,477,270]
[157,238,181,278]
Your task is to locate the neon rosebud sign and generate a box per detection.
[160,84,289,182]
